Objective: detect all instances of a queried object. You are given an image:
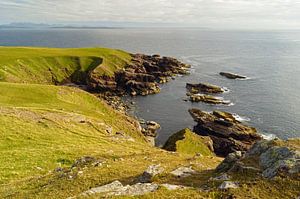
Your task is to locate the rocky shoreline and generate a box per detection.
[87,53,190,96]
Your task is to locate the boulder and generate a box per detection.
[141,121,160,137]
[189,109,262,157]
[170,166,197,177]
[163,128,214,156]
[215,139,300,179]
[220,72,247,79]
[215,151,243,173]
[137,165,164,183]
[218,181,239,189]
[186,83,224,94]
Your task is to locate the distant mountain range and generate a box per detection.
[0,22,205,29]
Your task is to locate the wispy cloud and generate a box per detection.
[0,0,299,29]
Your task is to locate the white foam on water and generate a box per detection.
[232,113,251,122]
[222,87,230,93]
[261,133,277,140]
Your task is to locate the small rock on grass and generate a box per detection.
[170,166,196,177]
[218,181,239,190]
[138,165,164,183]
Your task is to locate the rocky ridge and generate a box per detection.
[88,54,190,96]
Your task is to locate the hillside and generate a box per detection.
[0,47,299,199]
[0,47,131,84]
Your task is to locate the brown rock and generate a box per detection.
[220,72,247,79]
[189,109,262,157]
[186,83,224,94]
[189,94,230,105]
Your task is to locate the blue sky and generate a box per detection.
[1,0,300,29]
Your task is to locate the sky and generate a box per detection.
[0,0,300,29]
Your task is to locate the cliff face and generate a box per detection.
[87,54,190,96]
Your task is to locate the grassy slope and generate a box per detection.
[0,47,132,83]
[0,82,222,198]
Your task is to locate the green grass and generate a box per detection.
[0,82,224,198]
[0,46,132,83]
[163,128,213,156]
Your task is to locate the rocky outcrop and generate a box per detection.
[170,166,197,178]
[137,165,164,183]
[141,121,160,146]
[80,181,159,197]
[215,139,300,179]
[88,54,190,96]
[218,181,239,189]
[186,83,224,94]
[163,128,214,156]
[189,109,262,156]
[188,94,230,105]
[220,72,247,79]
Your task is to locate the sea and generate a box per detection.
[0,28,299,146]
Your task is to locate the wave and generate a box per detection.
[261,133,277,140]
[231,113,251,122]
[222,87,230,93]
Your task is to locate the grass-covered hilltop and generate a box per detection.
[0,47,299,199]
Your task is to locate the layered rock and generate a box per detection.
[88,54,190,96]
[186,83,224,94]
[163,128,214,156]
[216,139,300,179]
[189,109,262,156]
[220,72,247,79]
[188,94,230,105]
[141,121,161,146]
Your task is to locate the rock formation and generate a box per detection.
[215,139,300,179]
[186,83,224,94]
[88,54,190,96]
[188,94,230,105]
[189,109,262,156]
[220,72,247,79]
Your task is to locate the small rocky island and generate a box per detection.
[220,72,247,79]
[186,82,230,104]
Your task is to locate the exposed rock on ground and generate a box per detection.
[189,109,262,157]
[215,151,243,173]
[170,166,197,178]
[188,93,230,105]
[218,181,239,189]
[161,184,188,190]
[80,181,159,197]
[186,83,224,94]
[210,173,231,181]
[138,165,164,183]
[141,121,160,137]
[78,181,190,197]
[141,121,160,146]
[215,139,300,179]
[220,72,247,79]
[163,128,214,156]
[88,54,190,96]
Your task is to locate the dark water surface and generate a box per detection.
[1,28,299,145]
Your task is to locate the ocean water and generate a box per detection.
[0,28,299,145]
